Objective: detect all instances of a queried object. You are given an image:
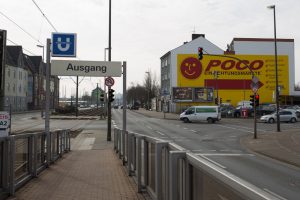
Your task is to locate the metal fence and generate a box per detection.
[114,128,280,200]
[0,129,71,198]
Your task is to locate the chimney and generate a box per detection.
[192,34,205,40]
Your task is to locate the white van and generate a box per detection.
[180,106,221,123]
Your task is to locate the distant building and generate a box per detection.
[160,34,300,113]
[0,29,59,112]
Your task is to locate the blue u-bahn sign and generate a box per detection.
[51,33,77,57]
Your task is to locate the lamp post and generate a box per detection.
[145,71,150,110]
[37,45,45,117]
[268,5,280,132]
[213,71,219,104]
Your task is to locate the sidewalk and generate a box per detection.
[133,108,300,168]
[8,124,147,200]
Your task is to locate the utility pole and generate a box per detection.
[0,30,7,111]
[76,76,79,117]
[107,0,112,141]
[97,83,99,109]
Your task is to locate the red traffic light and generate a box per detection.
[198,47,203,60]
[255,94,259,99]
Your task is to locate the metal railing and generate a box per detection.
[114,128,280,200]
[0,129,71,198]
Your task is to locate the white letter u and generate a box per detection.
[57,37,70,52]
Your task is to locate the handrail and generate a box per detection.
[114,128,281,200]
[0,129,71,197]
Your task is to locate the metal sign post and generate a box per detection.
[45,38,51,165]
[251,78,259,139]
[122,62,127,133]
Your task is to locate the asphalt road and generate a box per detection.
[112,109,300,200]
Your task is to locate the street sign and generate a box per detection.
[252,76,259,84]
[51,60,122,77]
[51,33,77,57]
[105,77,115,87]
[0,111,9,137]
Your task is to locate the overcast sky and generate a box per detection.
[1,0,299,97]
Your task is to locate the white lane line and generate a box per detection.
[146,126,153,130]
[229,124,267,132]
[195,153,254,156]
[183,127,188,130]
[190,130,197,133]
[263,188,287,200]
[155,131,165,136]
[198,155,226,169]
[217,124,253,133]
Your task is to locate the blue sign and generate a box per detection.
[52,33,77,57]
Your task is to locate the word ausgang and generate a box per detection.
[66,63,107,73]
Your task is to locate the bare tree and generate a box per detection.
[144,70,160,109]
[295,82,300,91]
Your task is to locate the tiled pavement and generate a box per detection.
[8,128,147,200]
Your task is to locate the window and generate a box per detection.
[7,68,10,77]
[14,70,16,78]
[7,83,10,91]
[13,84,15,92]
[196,107,216,113]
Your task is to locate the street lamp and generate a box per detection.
[37,44,44,117]
[145,71,150,110]
[36,45,44,62]
[268,5,280,132]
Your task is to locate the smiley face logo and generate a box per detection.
[180,57,202,79]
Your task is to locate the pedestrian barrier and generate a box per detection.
[114,128,280,200]
[0,129,71,198]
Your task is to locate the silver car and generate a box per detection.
[260,109,298,123]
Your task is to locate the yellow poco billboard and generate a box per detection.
[176,54,289,106]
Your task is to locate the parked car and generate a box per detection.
[180,106,221,123]
[283,105,300,118]
[260,109,298,123]
[220,105,235,117]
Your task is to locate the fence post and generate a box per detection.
[137,135,143,192]
[127,133,133,176]
[122,130,127,165]
[9,136,16,196]
[32,134,38,177]
[169,151,186,200]
[155,142,168,200]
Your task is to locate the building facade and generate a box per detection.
[161,34,300,113]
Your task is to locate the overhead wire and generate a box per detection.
[0,10,43,46]
[32,0,58,32]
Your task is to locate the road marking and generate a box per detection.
[217,124,253,133]
[155,131,165,136]
[146,126,153,130]
[195,153,254,156]
[183,127,188,130]
[190,130,197,132]
[263,188,287,200]
[229,124,267,132]
[198,155,226,169]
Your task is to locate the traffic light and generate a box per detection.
[214,97,218,105]
[198,47,203,60]
[250,95,255,107]
[255,94,259,106]
[100,93,104,102]
[108,88,115,102]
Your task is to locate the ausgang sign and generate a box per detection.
[51,60,122,77]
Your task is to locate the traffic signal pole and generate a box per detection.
[253,94,257,139]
